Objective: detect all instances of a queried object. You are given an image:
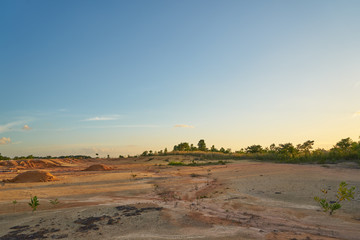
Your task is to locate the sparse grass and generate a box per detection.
[49,198,59,206]
[168,161,186,166]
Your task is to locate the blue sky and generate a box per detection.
[1,0,360,157]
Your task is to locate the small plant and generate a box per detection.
[314,181,356,215]
[49,198,59,206]
[12,200,17,212]
[130,171,137,180]
[28,196,40,212]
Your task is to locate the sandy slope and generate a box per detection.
[0,157,359,240]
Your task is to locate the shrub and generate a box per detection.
[49,198,59,206]
[314,181,356,215]
[29,196,40,212]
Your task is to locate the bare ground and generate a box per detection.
[0,156,359,240]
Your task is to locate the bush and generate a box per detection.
[314,181,356,215]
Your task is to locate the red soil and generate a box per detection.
[4,170,57,183]
[0,159,61,169]
[83,164,112,171]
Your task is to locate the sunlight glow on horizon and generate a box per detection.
[0,1,359,157]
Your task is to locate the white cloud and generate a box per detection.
[82,124,159,129]
[0,137,11,145]
[174,124,194,128]
[354,111,360,117]
[83,115,121,121]
[23,125,32,130]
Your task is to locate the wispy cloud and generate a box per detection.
[353,111,360,117]
[0,137,11,145]
[83,124,160,129]
[174,124,194,128]
[23,125,32,130]
[83,115,122,121]
[0,121,24,133]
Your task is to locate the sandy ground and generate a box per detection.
[0,156,360,240]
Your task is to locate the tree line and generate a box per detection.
[141,137,360,164]
[1,137,359,164]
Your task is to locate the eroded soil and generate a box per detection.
[0,156,359,239]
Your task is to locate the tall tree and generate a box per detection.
[296,140,314,155]
[173,142,190,151]
[245,145,263,154]
[197,139,207,151]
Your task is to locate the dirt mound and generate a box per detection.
[4,171,57,183]
[0,159,62,169]
[83,164,112,171]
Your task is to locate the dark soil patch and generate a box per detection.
[74,215,111,232]
[115,205,163,217]
[0,226,59,240]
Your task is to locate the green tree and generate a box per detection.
[245,145,263,154]
[277,143,298,158]
[210,145,218,152]
[173,142,191,151]
[0,153,10,160]
[197,139,207,151]
[269,144,277,152]
[332,138,353,152]
[297,140,314,155]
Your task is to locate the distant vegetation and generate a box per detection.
[1,137,359,165]
[141,137,360,164]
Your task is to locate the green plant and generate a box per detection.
[12,200,17,212]
[314,181,356,215]
[49,198,59,206]
[28,196,40,212]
